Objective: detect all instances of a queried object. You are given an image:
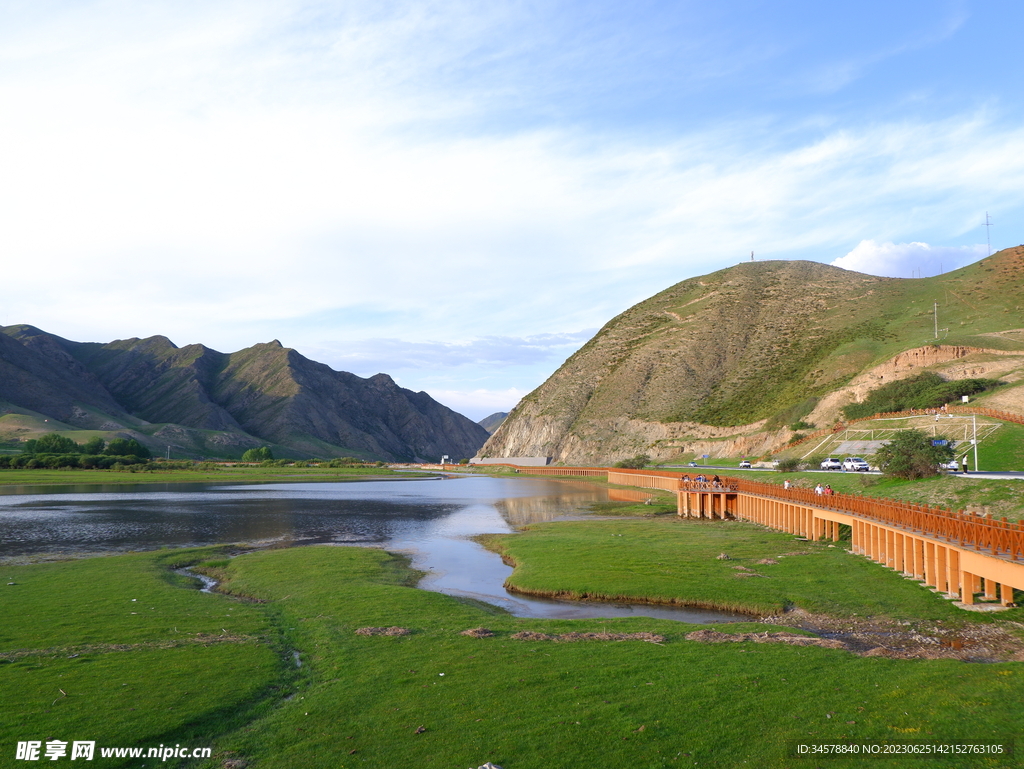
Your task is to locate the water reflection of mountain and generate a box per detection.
[494,488,606,525]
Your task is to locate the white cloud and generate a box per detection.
[2,1,1024,398]
[424,388,527,423]
[309,332,596,373]
[831,240,987,278]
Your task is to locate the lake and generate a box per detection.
[0,474,743,623]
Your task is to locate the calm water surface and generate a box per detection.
[0,475,742,623]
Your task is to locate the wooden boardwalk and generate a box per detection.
[465,463,1024,607]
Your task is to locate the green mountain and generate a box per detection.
[482,247,1024,465]
[0,327,488,462]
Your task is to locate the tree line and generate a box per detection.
[0,433,386,470]
[0,433,154,469]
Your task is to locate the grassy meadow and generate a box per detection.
[3,514,1023,768]
[0,549,286,767]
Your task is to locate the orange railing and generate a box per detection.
[498,464,1024,561]
[730,477,1024,560]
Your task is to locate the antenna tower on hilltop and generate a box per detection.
[984,212,994,256]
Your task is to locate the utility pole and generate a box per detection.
[984,212,994,256]
[972,413,979,473]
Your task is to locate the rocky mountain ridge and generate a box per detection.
[0,326,488,462]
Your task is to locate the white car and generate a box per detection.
[738,460,752,469]
[842,457,870,472]
[941,460,960,472]
[820,457,842,471]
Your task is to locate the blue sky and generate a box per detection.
[3,0,1023,420]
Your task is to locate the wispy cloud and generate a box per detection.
[423,388,528,422]
[1,1,1023,416]
[311,332,596,373]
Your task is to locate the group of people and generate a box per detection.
[781,479,834,496]
[681,473,725,488]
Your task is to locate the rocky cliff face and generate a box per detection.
[478,412,508,434]
[482,249,1024,465]
[0,326,489,461]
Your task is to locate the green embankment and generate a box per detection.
[480,519,1010,619]
[0,464,421,487]
[5,532,1024,768]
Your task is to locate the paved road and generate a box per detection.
[658,464,1024,480]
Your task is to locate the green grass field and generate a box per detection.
[0,548,286,768]
[4,520,1023,768]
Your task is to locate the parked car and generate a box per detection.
[941,460,960,472]
[842,457,870,472]
[820,457,842,471]
[738,460,752,469]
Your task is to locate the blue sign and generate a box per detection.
[932,439,948,446]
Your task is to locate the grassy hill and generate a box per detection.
[483,247,1024,465]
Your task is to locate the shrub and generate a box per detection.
[614,454,650,469]
[326,457,362,467]
[805,455,827,470]
[775,457,802,473]
[82,437,106,455]
[105,438,152,458]
[242,446,274,462]
[842,373,1001,420]
[35,433,79,454]
[873,429,954,480]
